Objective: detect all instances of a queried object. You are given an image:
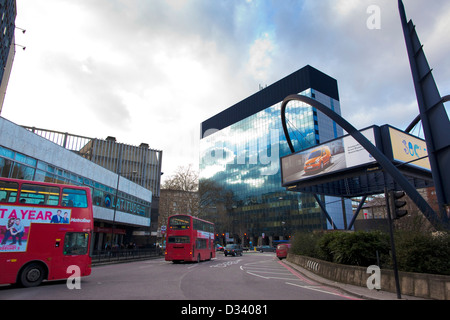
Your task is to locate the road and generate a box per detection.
[0,252,360,301]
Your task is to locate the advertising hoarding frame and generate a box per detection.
[381,125,431,172]
[280,94,441,230]
[280,124,434,198]
[281,125,381,188]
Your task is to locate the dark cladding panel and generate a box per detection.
[200,65,339,139]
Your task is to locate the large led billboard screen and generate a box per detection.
[281,127,378,187]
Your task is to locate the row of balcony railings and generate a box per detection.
[21,126,162,196]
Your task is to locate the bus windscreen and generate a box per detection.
[169,216,190,229]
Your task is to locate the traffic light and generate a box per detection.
[390,191,408,219]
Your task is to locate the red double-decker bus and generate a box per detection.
[165,215,215,263]
[0,178,93,287]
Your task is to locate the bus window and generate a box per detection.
[19,184,60,206]
[64,232,90,255]
[169,216,190,230]
[168,236,190,244]
[62,188,88,208]
[0,180,18,203]
[196,239,207,249]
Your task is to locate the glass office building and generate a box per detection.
[200,66,353,245]
[0,0,17,113]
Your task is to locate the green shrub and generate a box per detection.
[317,231,390,266]
[292,231,390,266]
[395,231,450,275]
[290,231,321,257]
[291,230,450,275]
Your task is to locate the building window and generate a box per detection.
[0,144,151,218]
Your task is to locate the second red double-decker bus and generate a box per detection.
[0,178,93,287]
[165,215,215,263]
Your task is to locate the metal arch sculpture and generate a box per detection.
[399,0,450,222]
[280,94,444,229]
[405,95,450,133]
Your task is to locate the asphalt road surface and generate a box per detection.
[0,252,360,301]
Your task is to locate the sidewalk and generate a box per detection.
[282,260,427,300]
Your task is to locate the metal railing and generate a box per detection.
[91,248,162,265]
[22,125,163,196]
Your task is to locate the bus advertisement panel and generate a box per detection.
[0,178,93,287]
[0,206,73,253]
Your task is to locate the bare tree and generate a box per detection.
[161,167,236,236]
[162,164,199,191]
[198,178,236,237]
[159,165,200,233]
[198,179,224,210]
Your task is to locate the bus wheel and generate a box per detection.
[197,254,201,263]
[20,263,45,287]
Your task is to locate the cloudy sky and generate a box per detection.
[3,0,450,182]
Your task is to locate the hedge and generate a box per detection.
[291,230,450,276]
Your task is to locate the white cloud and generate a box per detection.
[3,0,449,182]
[247,33,275,83]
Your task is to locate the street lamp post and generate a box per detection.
[110,144,123,247]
